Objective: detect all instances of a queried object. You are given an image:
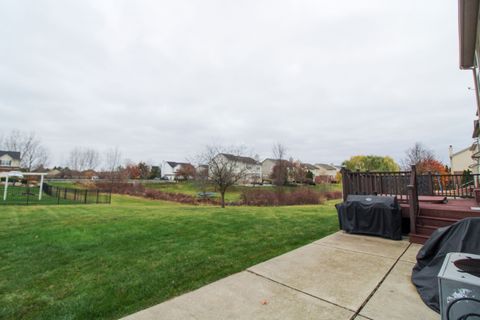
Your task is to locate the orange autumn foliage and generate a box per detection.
[416,159,447,175]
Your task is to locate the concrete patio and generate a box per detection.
[122,231,439,320]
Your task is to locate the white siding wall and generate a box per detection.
[450,148,477,173]
[161,161,175,180]
[315,166,337,177]
[0,154,20,168]
[261,160,276,179]
[212,154,262,184]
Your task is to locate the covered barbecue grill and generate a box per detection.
[335,195,402,240]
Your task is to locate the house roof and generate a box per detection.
[315,163,338,171]
[220,153,258,165]
[262,158,289,165]
[0,150,20,160]
[166,161,191,168]
[302,163,318,170]
[450,145,473,158]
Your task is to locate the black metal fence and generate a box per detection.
[0,183,111,206]
[42,184,111,205]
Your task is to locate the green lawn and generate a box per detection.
[144,181,342,202]
[0,195,339,319]
[46,181,87,189]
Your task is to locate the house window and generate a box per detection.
[0,160,12,166]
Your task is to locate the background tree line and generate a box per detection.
[341,142,448,175]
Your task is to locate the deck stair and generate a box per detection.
[408,199,480,244]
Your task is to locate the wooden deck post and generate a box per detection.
[341,168,349,202]
[408,165,418,235]
[356,169,361,195]
[427,171,433,196]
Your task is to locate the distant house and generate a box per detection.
[0,151,21,172]
[161,161,193,181]
[299,163,317,180]
[302,163,318,172]
[261,158,290,181]
[196,164,209,175]
[212,154,262,184]
[449,144,479,174]
[46,169,61,177]
[314,163,338,183]
[261,159,277,179]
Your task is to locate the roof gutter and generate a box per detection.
[459,0,480,69]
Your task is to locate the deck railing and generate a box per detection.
[417,173,480,199]
[341,169,412,201]
[341,169,480,200]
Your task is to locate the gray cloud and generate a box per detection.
[0,0,475,166]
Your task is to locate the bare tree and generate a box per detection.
[290,160,307,183]
[194,165,210,195]
[138,162,151,179]
[271,143,288,186]
[104,147,122,181]
[83,148,100,170]
[197,145,249,208]
[402,142,435,170]
[175,164,195,180]
[67,147,100,171]
[3,130,49,171]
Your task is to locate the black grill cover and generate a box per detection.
[411,218,480,312]
[335,195,402,240]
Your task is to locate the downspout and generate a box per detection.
[472,68,480,118]
[474,68,480,176]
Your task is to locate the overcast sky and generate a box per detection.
[0,0,476,167]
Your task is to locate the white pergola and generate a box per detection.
[1,171,48,201]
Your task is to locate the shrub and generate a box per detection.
[144,189,198,205]
[283,188,323,205]
[96,182,341,206]
[241,189,280,206]
[78,180,97,189]
[96,182,224,205]
[241,188,324,206]
[324,191,342,200]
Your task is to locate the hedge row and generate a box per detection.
[241,188,326,206]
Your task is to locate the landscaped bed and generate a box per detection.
[0,194,339,319]
[92,181,342,206]
[48,181,343,206]
[143,181,342,202]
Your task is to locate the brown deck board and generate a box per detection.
[378,194,446,203]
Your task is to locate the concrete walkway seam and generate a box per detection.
[246,269,357,314]
[349,243,413,320]
[311,241,403,261]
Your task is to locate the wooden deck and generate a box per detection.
[384,194,447,204]
[401,198,480,244]
[341,167,480,244]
